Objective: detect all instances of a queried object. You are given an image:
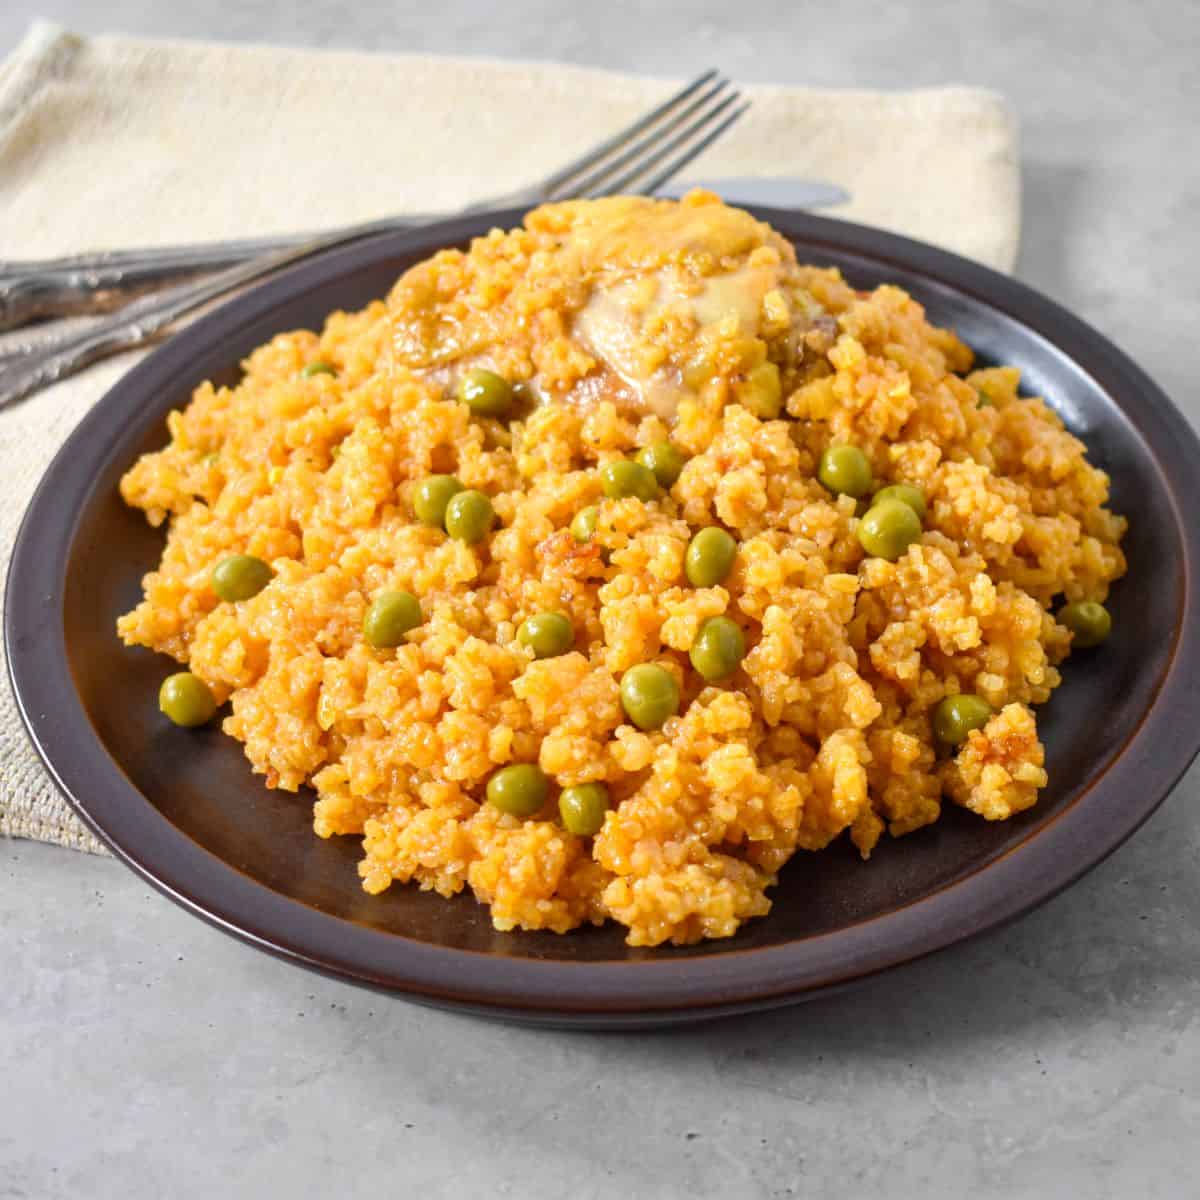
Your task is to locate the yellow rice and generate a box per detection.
[117,193,1127,946]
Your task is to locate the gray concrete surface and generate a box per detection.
[3,2,1200,1197]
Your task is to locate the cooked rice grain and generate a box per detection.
[118,194,1125,945]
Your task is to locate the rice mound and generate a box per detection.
[117,192,1126,946]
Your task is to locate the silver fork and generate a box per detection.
[0,71,749,408]
[1,68,739,330]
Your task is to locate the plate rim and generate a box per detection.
[8,206,1200,1025]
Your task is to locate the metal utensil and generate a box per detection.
[0,71,744,335]
[0,175,848,331]
[0,70,751,408]
[654,177,848,208]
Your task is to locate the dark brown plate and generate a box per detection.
[8,208,1200,1028]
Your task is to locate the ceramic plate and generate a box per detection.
[8,208,1200,1027]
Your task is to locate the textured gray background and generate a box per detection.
[3,3,1199,1198]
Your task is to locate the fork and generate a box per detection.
[1,69,742,331]
[0,71,749,409]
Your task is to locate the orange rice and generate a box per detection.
[117,193,1127,946]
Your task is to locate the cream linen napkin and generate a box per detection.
[0,21,1020,854]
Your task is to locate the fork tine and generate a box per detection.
[631,101,752,198]
[537,69,720,195]
[556,78,732,201]
[592,95,749,199]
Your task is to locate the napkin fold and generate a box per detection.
[0,21,1020,853]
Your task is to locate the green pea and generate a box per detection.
[1058,600,1112,648]
[636,442,687,488]
[158,672,217,728]
[413,474,463,527]
[444,489,496,543]
[871,483,927,521]
[458,368,514,417]
[301,361,337,378]
[364,590,422,648]
[818,444,873,498]
[619,663,680,731]
[517,612,574,659]
[511,380,538,409]
[976,388,993,408]
[685,527,738,588]
[689,616,746,683]
[212,554,273,602]
[601,459,659,501]
[932,694,993,746]
[558,783,610,837]
[857,498,922,561]
[570,506,599,543]
[486,763,550,818]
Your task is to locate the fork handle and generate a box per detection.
[0,263,229,329]
[0,209,464,409]
[0,211,460,331]
[0,283,193,409]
